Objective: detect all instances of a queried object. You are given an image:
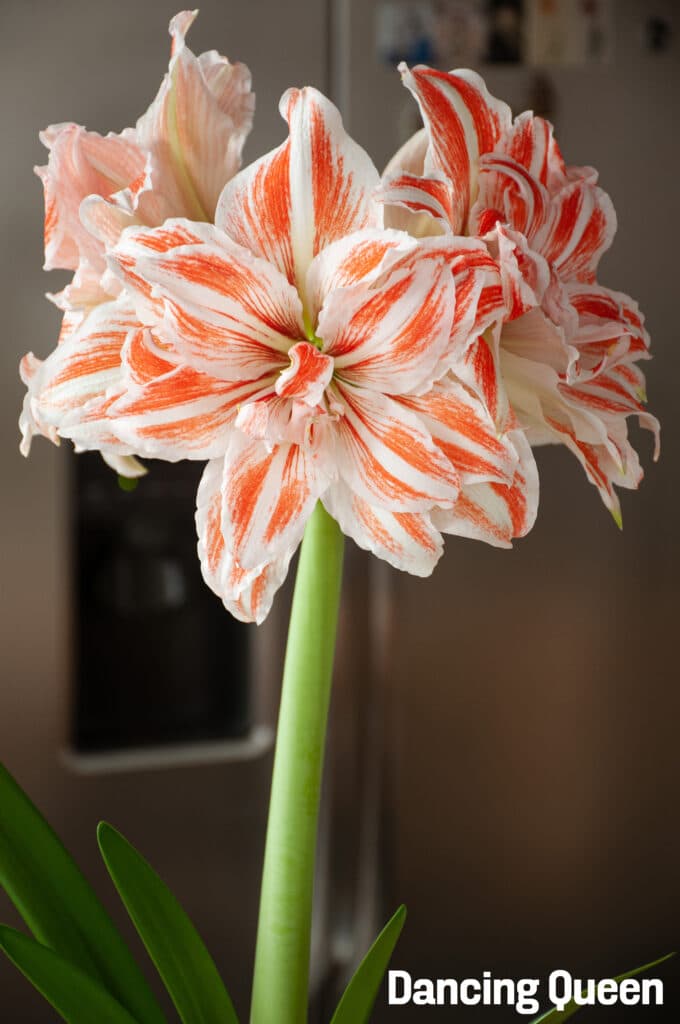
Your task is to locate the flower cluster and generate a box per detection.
[20,12,657,622]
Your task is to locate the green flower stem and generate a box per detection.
[250,501,345,1024]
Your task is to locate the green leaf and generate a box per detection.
[98,822,239,1024]
[0,764,166,1024]
[0,926,141,1024]
[531,952,675,1022]
[330,905,407,1024]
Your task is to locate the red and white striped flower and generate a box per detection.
[102,86,537,621]
[20,10,254,476]
[381,64,659,523]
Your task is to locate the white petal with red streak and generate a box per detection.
[399,64,512,233]
[216,86,381,297]
[331,381,459,511]
[318,248,453,395]
[108,328,274,461]
[377,168,454,229]
[433,428,538,547]
[496,112,568,192]
[196,458,292,624]
[397,377,517,488]
[305,228,414,326]
[323,482,443,576]
[275,342,334,406]
[534,179,617,283]
[110,220,303,379]
[19,299,137,456]
[221,433,328,570]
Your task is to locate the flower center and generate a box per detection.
[275,341,334,408]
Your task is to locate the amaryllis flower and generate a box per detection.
[381,64,659,523]
[103,87,537,622]
[20,10,254,475]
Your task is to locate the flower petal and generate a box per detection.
[397,377,517,487]
[196,458,292,624]
[378,168,454,230]
[534,180,617,283]
[476,156,616,284]
[221,433,327,570]
[322,482,443,576]
[19,299,137,456]
[108,328,273,461]
[433,428,538,547]
[102,453,148,478]
[494,111,568,193]
[275,342,334,406]
[305,228,414,325]
[131,10,254,222]
[318,246,454,395]
[399,64,512,233]
[331,382,459,511]
[36,123,145,272]
[216,86,380,298]
[110,220,304,379]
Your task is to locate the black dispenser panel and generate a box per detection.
[72,455,250,753]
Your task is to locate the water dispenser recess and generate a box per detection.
[72,454,251,753]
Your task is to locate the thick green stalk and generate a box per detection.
[250,501,345,1024]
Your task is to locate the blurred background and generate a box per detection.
[1,0,679,1019]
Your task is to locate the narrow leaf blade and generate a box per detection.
[98,822,239,1024]
[330,905,407,1024]
[531,952,675,1022]
[0,764,166,1024]
[0,926,141,1024]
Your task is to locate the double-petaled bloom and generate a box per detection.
[105,86,536,621]
[20,10,254,476]
[20,15,657,623]
[381,64,659,524]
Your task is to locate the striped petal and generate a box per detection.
[107,328,273,461]
[397,377,518,487]
[565,283,650,369]
[110,220,304,379]
[458,331,511,432]
[35,123,145,272]
[275,342,334,406]
[380,128,444,237]
[322,482,443,576]
[492,223,551,323]
[131,10,254,222]
[495,111,568,193]
[433,428,538,547]
[19,299,137,456]
[534,180,616,283]
[305,228,414,326]
[216,86,381,299]
[196,458,292,624]
[317,245,454,395]
[476,156,616,284]
[331,382,459,511]
[220,433,328,570]
[378,169,454,230]
[399,63,512,233]
[501,340,657,521]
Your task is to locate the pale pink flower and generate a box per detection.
[103,88,537,622]
[381,64,659,523]
[20,10,254,475]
